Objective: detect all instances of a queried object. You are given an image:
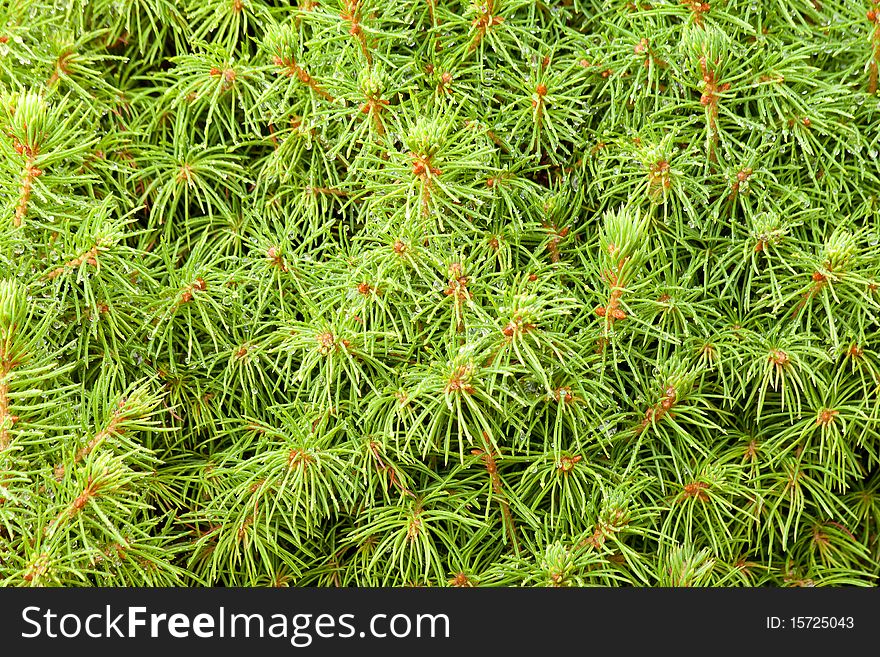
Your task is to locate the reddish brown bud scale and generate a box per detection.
[662,385,677,409]
[680,481,710,503]
[449,572,474,587]
[769,349,789,366]
[557,454,582,473]
[816,408,839,426]
[316,331,335,353]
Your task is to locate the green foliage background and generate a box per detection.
[1,0,880,586]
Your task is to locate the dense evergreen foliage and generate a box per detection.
[1,0,879,586]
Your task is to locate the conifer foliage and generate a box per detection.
[1,0,879,587]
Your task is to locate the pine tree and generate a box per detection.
[1,0,879,587]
